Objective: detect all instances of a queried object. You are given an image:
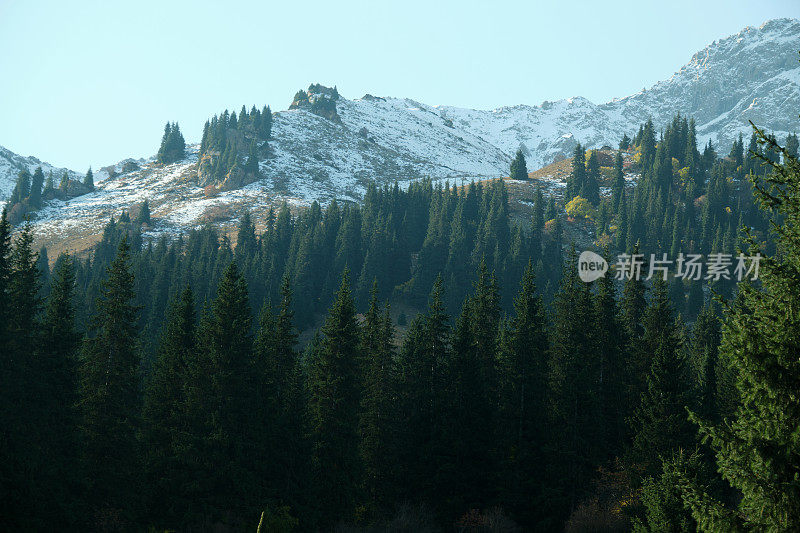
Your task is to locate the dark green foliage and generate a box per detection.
[307,270,363,526]
[156,122,186,164]
[785,132,798,159]
[594,255,627,457]
[136,199,151,225]
[1,224,44,529]
[628,278,694,480]
[29,166,44,208]
[446,261,502,511]
[497,260,549,525]
[510,148,528,180]
[567,143,586,200]
[674,129,800,531]
[394,277,452,509]
[83,166,94,191]
[583,149,601,205]
[141,286,196,526]
[635,451,699,532]
[692,302,721,423]
[10,168,31,205]
[37,254,82,526]
[253,275,306,514]
[199,104,272,183]
[193,261,257,522]
[548,250,604,517]
[359,282,396,516]
[79,237,142,522]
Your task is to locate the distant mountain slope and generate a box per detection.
[0,145,81,202]
[2,18,799,253]
[257,18,800,185]
[603,18,800,152]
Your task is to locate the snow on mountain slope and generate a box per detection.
[255,18,800,183]
[0,145,81,202]
[602,17,800,152]
[3,18,800,254]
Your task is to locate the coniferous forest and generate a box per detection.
[2,113,800,532]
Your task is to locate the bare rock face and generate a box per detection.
[195,128,263,190]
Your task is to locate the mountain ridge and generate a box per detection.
[1,18,799,253]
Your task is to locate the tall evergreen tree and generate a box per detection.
[497,260,549,526]
[29,166,45,208]
[582,149,601,205]
[548,250,603,517]
[675,129,800,530]
[628,278,694,480]
[395,276,451,511]
[567,143,586,200]
[83,167,94,191]
[510,148,529,180]
[1,224,43,528]
[141,286,196,526]
[253,275,306,512]
[447,261,501,512]
[359,281,396,517]
[37,254,82,527]
[196,261,257,522]
[79,237,141,522]
[307,270,362,526]
[593,256,626,456]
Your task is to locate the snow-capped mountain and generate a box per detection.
[2,18,799,251]
[0,145,82,202]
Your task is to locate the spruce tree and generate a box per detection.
[675,130,800,530]
[394,276,451,509]
[198,261,257,521]
[692,302,721,423]
[79,236,141,521]
[136,199,151,225]
[38,254,82,526]
[612,151,625,213]
[447,261,501,512]
[497,260,549,525]
[2,224,43,528]
[7,224,41,359]
[548,250,603,516]
[785,132,799,159]
[11,169,32,206]
[83,167,94,191]
[141,286,196,526]
[620,244,648,410]
[29,166,44,208]
[253,275,305,511]
[628,278,694,480]
[582,149,601,205]
[567,143,586,200]
[359,281,396,516]
[307,270,362,526]
[593,256,626,456]
[510,148,528,180]
[59,170,70,193]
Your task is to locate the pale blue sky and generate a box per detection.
[1,0,798,170]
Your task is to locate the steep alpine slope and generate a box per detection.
[0,145,81,202]
[258,18,800,182]
[2,18,799,253]
[603,17,800,152]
